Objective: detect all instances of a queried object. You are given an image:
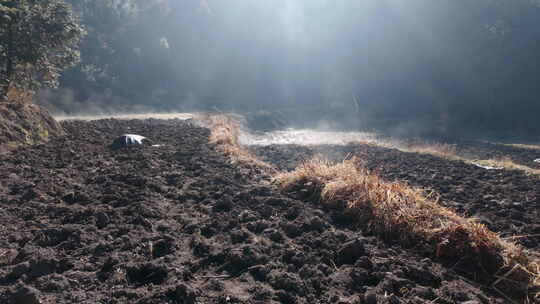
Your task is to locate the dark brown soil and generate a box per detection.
[0,119,513,303]
[251,143,540,251]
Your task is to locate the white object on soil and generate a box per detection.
[111,134,148,149]
[122,134,146,145]
[534,158,540,163]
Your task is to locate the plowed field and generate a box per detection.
[0,119,532,303]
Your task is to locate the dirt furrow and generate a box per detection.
[251,144,540,251]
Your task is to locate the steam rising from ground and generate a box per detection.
[53,112,540,175]
[54,112,392,147]
[239,129,379,146]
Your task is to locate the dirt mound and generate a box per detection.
[251,143,540,252]
[0,100,64,151]
[0,119,511,303]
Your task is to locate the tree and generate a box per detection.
[0,0,85,99]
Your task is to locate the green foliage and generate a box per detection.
[63,0,136,85]
[0,0,85,98]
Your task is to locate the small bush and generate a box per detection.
[204,114,276,172]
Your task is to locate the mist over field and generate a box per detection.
[38,0,540,139]
[4,2,540,302]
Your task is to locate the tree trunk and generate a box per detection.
[1,20,13,100]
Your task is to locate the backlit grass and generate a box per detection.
[275,157,540,301]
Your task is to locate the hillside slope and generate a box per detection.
[0,99,64,151]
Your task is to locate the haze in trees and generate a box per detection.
[0,0,85,99]
[3,0,540,139]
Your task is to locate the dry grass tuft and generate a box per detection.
[356,139,390,148]
[501,143,540,151]
[6,86,34,103]
[357,138,540,176]
[401,140,459,159]
[275,157,540,300]
[356,138,460,160]
[204,114,276,172]
[205,114,241,147]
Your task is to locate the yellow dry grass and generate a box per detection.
[401,141,540,176]
[356,138,461,160]
[501,143,540,151]
[6,86,34,103]
[474,157,540,176]
[204,114,276,172]
[202,115,540,299]
[401,141,459,159]
[358,139,540,176]
[274,157,540,301]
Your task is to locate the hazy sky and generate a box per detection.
[53,0,540,136]
[168,0,457,109]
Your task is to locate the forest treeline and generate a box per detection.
[2,0,540,138]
